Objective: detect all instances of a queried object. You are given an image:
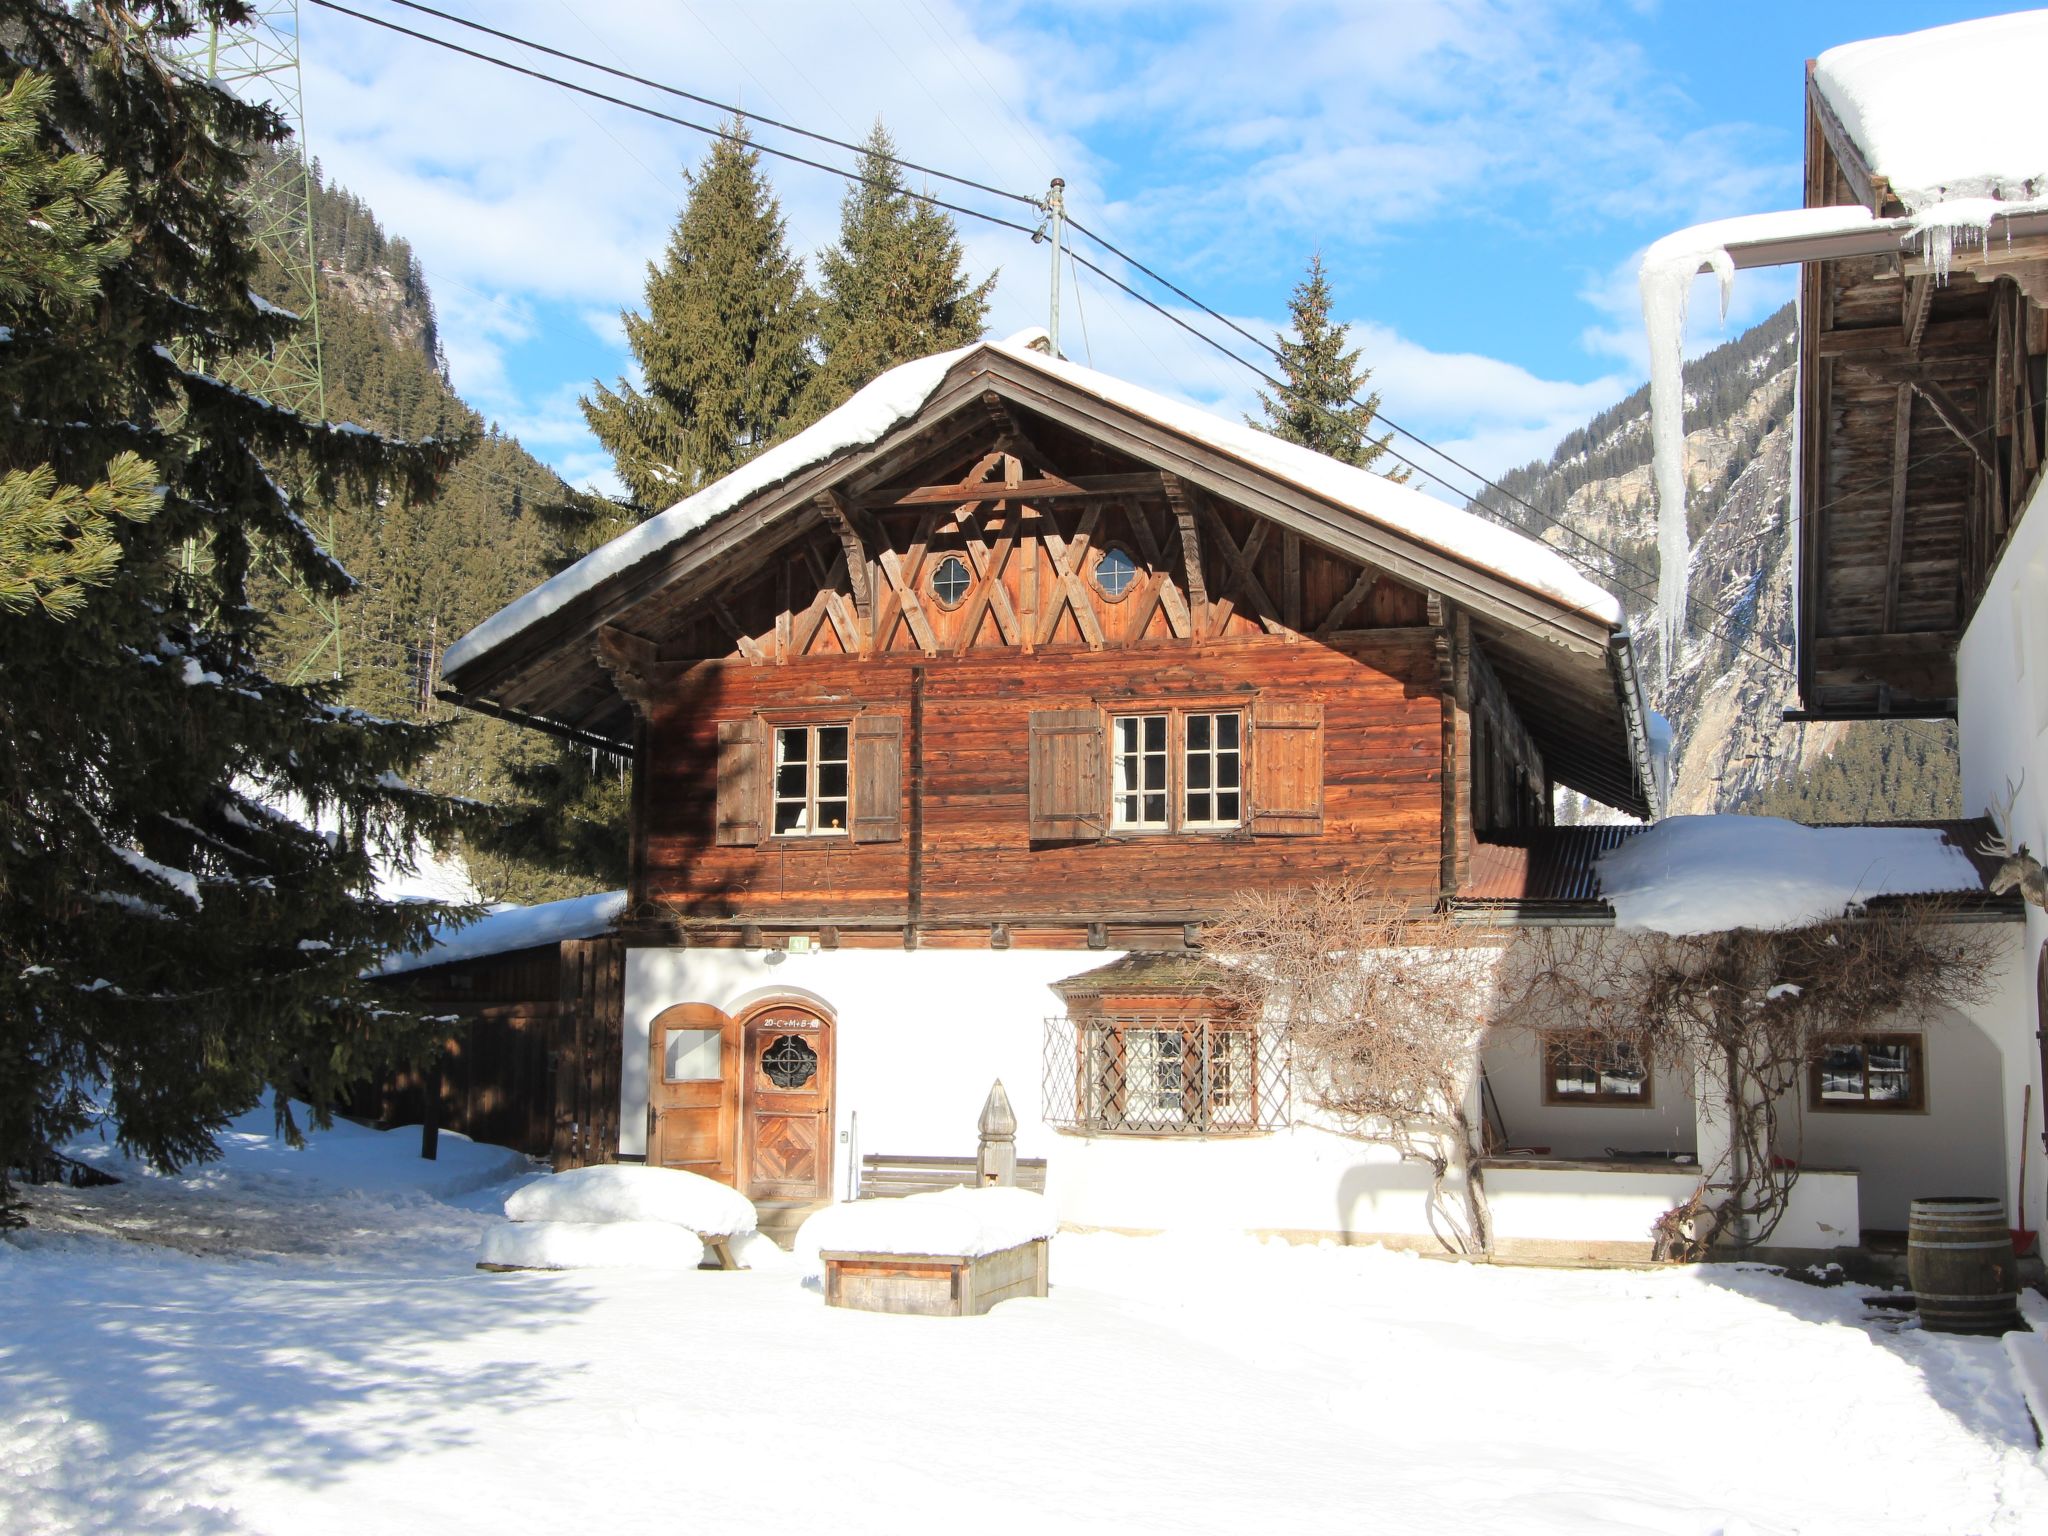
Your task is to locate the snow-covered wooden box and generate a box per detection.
[821,1237,1048,1317]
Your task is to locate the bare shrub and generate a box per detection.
[1208,877,1507,1257]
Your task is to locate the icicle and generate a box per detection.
[1638,237,1732,680]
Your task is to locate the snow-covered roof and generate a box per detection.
[1593,817,1992,936]
[441,329,1620,679]
[376,890,626,976]
[1813,11,2048,212]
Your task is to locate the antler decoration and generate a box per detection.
[1977,771,2048,910]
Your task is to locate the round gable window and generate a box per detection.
[1094,547,1137,600]
[929,553,971,608]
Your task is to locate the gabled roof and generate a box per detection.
[375,890,626,977]
[443,330,1657,814]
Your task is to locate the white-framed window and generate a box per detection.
[1183,711,1242,828]
[772,722,850,836]
[1110,709,1243,832]
[1111,713,1170,829]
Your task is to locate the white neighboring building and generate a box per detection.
[1635,11,2048,1245]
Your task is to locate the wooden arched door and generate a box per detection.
[647,1003,740,1185]
[739,1000,834,1203]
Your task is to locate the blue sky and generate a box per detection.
[296,1,2026,502]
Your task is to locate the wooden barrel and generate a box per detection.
[1907,1197,2020,1334]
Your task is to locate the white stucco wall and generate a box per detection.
[1952,469,2048,1235]
[1771,1004,2008,1231]
[1479,1029,1698,1158]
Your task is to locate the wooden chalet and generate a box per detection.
[442,331,1658,957]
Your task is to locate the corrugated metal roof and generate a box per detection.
[1458,817,2013,910]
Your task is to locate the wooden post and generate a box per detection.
[977,1079,1018,1187]
[421,1057,441,1162]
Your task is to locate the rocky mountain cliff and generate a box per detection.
[1470,305,1959,820]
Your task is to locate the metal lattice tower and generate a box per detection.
[172,3,341,682]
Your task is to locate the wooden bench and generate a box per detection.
[857,1154,1047,1200]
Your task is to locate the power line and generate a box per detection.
[338,0,1043,212]
[312,0,1958,748]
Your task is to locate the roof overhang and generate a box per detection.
[445,345,1656,815]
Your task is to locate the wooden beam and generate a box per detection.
[1037,505,1107,648]
[1883,382,1913,632]
[708,597,767,664]
[1200,501,1283,635]
[951,507,1022,652]
[873,518,940,654]
[1856,356,1995,471]
[1119,501,1191,638]
[1904,275,1934,355]
[1814,316,1988,358]
[871,472,1165,509]
[1317,561,1381,634]
[1283,529,1302,631]
[1157,472,1210,629]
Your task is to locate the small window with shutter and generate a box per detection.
[714,711,903,845]
[714,718,764,846]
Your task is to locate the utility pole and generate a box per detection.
[170,3,342,684]
[1045,177,1065,356]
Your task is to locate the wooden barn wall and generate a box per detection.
[365,936,624,1170]
[635,629,1444,932]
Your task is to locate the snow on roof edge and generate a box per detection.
[1813,12,2048,213]
[375,889,626,976]
[1594,817,1987,936]
[444,329,1627,683]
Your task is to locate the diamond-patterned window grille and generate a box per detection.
[1043,1013,1290,1136]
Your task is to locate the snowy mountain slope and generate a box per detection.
[1472,305,1959,819]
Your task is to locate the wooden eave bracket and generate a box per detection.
[1157,470,1210,614]
[594,623,661,712]
[1805,63,1891,214]
[816,488,875,626]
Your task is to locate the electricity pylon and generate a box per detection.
[172,2,342,683]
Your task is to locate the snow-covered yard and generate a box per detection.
[4,1111,2045,1536]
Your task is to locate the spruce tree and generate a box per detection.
[0,71,161,616]
[0,2,473,1216]
[582,122,814,509]
[801,121,994,422]
[1253,254,1407,479]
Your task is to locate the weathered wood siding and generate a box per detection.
[635,629,1444,933]
[365,936,624,1169]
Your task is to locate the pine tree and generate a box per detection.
[581,122,814,510]
[0,2,475,1217]
[1252,254,1407,479]
[0,72,160,616]
[801,121,994,422]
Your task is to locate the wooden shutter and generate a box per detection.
[1250,696,1323,835]
[714,717,763,846]
[1028,709,1106,841]
[851,712,903,843]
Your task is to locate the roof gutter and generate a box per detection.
[434,688,631,755]
[1607,633,1663,820]
[1717,206,2048,271]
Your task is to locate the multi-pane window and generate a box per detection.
[1810,1034,1925,1111]
[930,553,971,607]
[772,723,850,836]
[1183,712,1242,827]
[1110,710,1242,832]
[1542,1032,1652,1106]
[1111,714,1169,828]
[1060,1019,1271,1135]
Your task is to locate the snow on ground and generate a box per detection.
[4,1119,2045,1535]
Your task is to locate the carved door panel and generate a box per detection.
[742,1003,833,1202]
[647,1004,739,1186]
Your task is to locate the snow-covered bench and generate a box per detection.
[857,1153,1047,1199]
